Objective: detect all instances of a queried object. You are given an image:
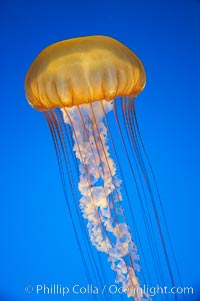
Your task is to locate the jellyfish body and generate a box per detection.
[25,36,145,110]
[25,36,181,301]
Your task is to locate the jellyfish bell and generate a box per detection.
[25,36,181,301]
[24,35,146,111]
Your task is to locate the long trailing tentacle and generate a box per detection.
[44,110,109,301]
[45,96,182,301]
[121,97,183,300]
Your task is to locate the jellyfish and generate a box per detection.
[24,36,181,301]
